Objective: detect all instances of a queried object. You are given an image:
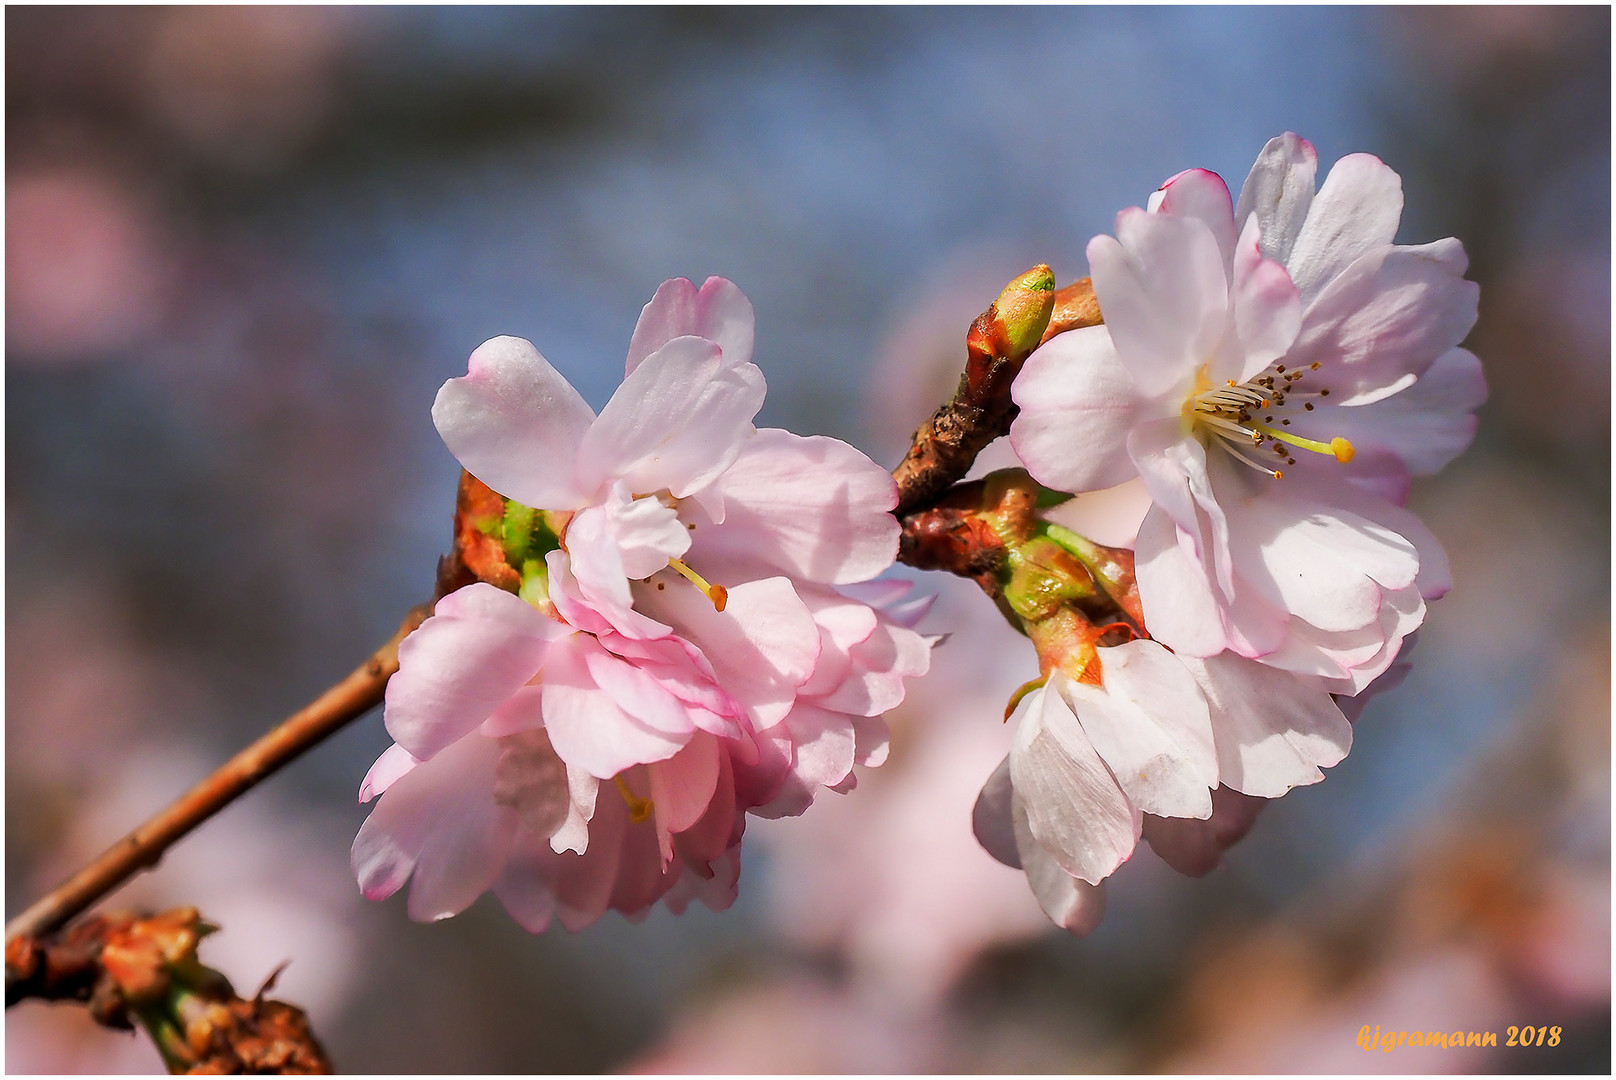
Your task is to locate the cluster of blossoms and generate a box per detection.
[352,278,933,930]
[351,132,1481,941]
[973,133,1483,930]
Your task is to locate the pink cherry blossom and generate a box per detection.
[353,277,933,929]
[972,637,1350,932]
[1010,135,1483,694]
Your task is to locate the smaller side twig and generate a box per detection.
[7,908,333,1074]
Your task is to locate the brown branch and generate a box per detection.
[4,606,428,947]
[8,907,333,1074]
[891,275,1099,518]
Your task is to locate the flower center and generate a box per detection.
[1188,361,1353,478]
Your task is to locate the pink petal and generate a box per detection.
[384,583,560,760]
[1056,645,1218,819]
[794,588,879,700]
[1182,652,1351,797]
[1011,789,1109,934]
[1008,686,1141,885]
[1142,786,1265,878]
[1285,152,1403,300]
[577,335,765,499]
[540,637,687,777]
[1233,133,1317,265]
[580,635,698,737]
[689,428,901,585]
[671,749,740,868]
[351,732,516,921]
[1087,208,1228,398]
[971,755,1021,869]
[492,727,575,841]
[1152,168,1238,269]
[1128,419,1232,594]
[1227,213,1302,380]
[432,335,595,509]
[546,548,670,641]
[359,743,420,803]
[1011,326,1162,494]
[1288,238,1479,403]
[625,276,756,374]
[851,713,890,768]
[480,684,545,738]
[817,608,933,717]
[603,483,692,580]
[491,834,558,933]
[638,575,821,730]
[649,731,722,862]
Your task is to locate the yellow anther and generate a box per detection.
[1331,437,1356,463]
[668,557,727,612]
[613,776,655,824]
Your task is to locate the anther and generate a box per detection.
[613,776,655,824]
[668,558,728,611]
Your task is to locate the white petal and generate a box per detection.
[1182,652,1351,797]
[432,336,595,510]
[1228,213,1302,380]
[1289,239,1479,403]
[577,335,765,499]
[1233,133,1318,265]
[1087,209,1227,398]
[1011,789,1109,934]
[1056,645,1218,819]
[1008,686,1141,885]
[1152,168,1238,269]
[1285,152,1403,299]
[1010,326,1163,494]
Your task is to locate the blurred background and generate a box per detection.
[6,7,1609,1073]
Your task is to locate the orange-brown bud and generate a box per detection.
[1038,277,1103,345]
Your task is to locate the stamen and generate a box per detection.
[668,557,728,611]
[613,776,654,824]
[1250,422,1356,462]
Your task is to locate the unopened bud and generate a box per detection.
[1002,537,1096,624]
[993,264,1056,358]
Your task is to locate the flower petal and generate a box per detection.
[649,731,722,860]
[625,276,755,374]
[1008,685,1140,885]
[540,637,687,777]
[1056,645,1218,819]
[1011,789,1109,934]
[972,754,1021,869]
[690,428,901,584]
[1151,168,1238,269]
[638,575,820,730]
[1228,213,1302,380]
[1233,133,1317,265]
[1181,652,1351,797]
[359,743,420,803]
[432,336,595,509]
[1288,239,1479,403]
[577,335,765,499]
[351,732,516,922]
[1141,785,1265,877]
[1133,507,1233,658]
[1087,209,1228,398]
[384,583,560,760]
[1011,326,1161,494]
[1285,151,1403,300]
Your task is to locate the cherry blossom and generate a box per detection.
[971,636,1352,932]
[1010,134,1483,693]
[353,277,933,929]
